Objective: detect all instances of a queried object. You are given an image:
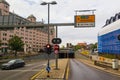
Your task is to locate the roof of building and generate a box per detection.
[9,12,31,24]
[0,0,9,6]
[77,43,87,46]
[27,14,36,19]
[0,12,48,33]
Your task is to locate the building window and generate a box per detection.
[9,35,13,37]
[25,37,28,39]
[30,31,32,33]
[21,33,24,35]
[21,29,24,31]
[3,38,6,40]
[16,32,19,34]
[3,33,7,36]
[2,43,7,46]
[25,41,28,43]
[4,4,8,9]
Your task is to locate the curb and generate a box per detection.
[30,59,69,80]
[64,59,70,80]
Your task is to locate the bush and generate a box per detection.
[99,53,120,59]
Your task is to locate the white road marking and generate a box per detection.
[0,70,42,72]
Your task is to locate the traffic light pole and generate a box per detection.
[55,51,58,69]
[55,26,58,70]
[47,3,50,77]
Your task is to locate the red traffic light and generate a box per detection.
[45,44,52,54]
[54,44,59,51]
[46,44,50,48]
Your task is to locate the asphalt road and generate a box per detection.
[69,59,120,80]
[0,60,47,80]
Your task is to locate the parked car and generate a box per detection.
[1,59,25,70]
[94,48,98,53]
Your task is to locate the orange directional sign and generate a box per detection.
[75,15,95,27]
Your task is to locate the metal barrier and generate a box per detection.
[91,55,120,69]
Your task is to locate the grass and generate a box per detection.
[99,53,120,59]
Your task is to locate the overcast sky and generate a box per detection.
[6,0,120,46]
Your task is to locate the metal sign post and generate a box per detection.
[54,49,59,69]
[52,26,61,70]
[46,65,51,77]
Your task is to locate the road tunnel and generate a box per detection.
[58,49,75,58]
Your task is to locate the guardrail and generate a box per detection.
[91,55,120,69]
[91,55,112,64]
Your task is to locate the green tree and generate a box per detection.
[61,45,65,49]
[8,35,24,58]
[91,42,97,49]
[74,45,81,51]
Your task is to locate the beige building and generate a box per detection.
[0,0,9,15]
[0,0,55,53]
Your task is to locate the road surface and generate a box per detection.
[0,60,47,80]
[69,59,120,80]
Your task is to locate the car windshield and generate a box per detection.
[8,60,16,64]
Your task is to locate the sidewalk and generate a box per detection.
[31,59,69,80]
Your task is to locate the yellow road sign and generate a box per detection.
[74,15,95,27]
[75,15,95,23]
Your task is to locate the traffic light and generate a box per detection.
[52,38,62,44]
[54,44,59,51]
[45,44,52,54]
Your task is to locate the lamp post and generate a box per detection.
[41,1,57,44]
[41,1,57,77]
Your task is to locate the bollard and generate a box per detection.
[112,59,119,70]
[47,73,50,77]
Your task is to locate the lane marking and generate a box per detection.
[66,60,70,80]
[0,70,42,72]
[0,64,46,72]
[30,69,44,80]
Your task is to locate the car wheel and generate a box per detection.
[6,67,10,70]
[22,63,25,67]
[1,68,4,70]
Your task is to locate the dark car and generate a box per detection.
[1,59,25,70]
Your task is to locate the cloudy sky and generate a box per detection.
[6,0,120,46]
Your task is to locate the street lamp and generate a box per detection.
[41,1,57,44]
[41,1,57,77]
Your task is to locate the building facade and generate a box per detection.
[0,0,55,53]
[77,42,87,49]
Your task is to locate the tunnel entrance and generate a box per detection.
[58,49,75,58]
